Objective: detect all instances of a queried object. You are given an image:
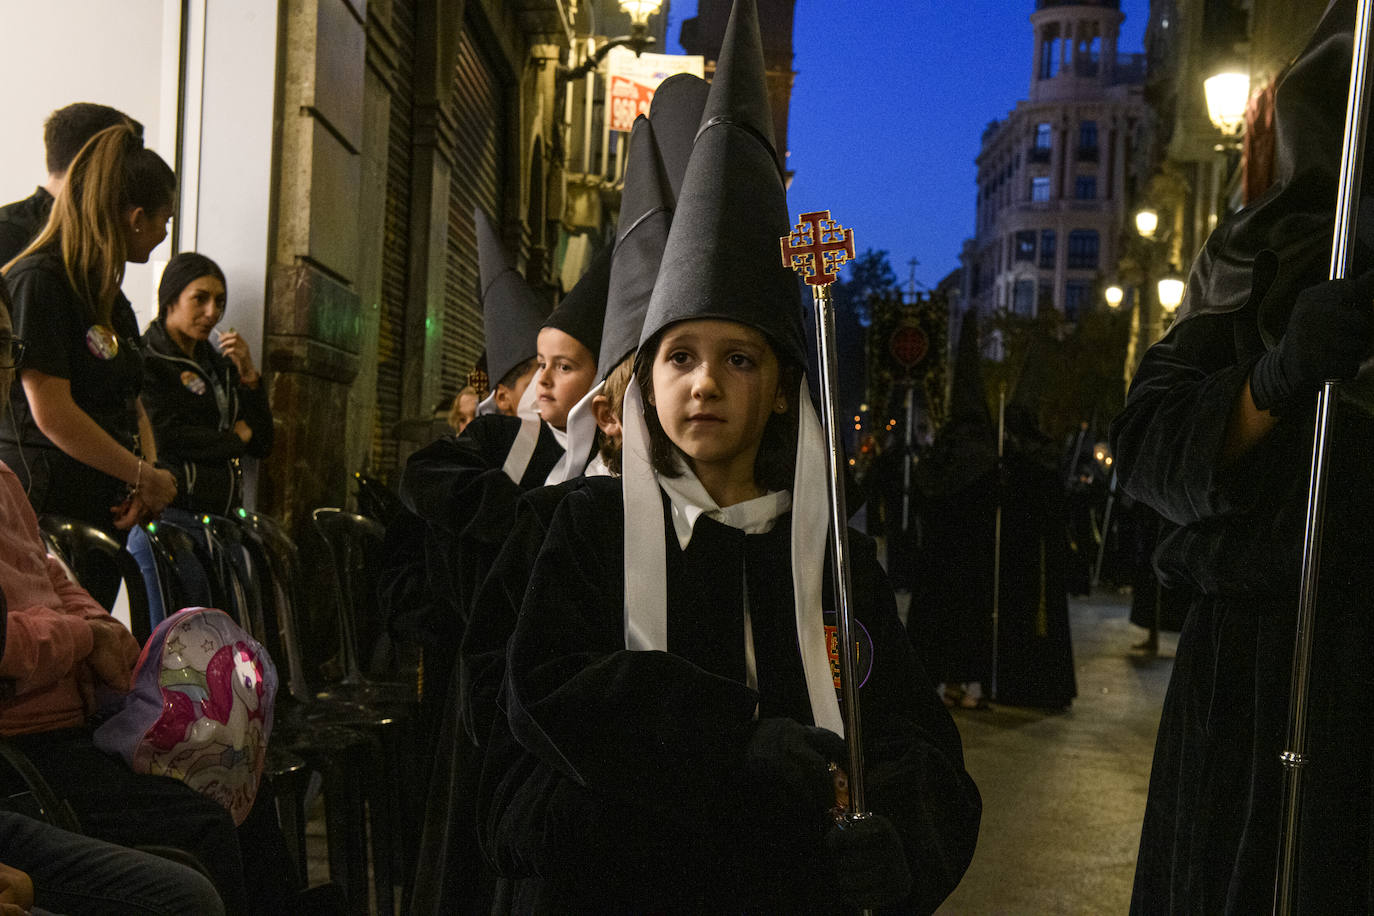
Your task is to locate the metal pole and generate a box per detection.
[990,382,1006,702]
[813,282,868,815]
[1092,469,1118,590]
[1276,2,1374,911]
[901,385,914,531]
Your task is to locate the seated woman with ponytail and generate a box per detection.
[0,122,178,607]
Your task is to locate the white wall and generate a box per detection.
[0,0,172,322]
[182,0,278,363]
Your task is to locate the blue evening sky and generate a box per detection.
[667,1,1151,292]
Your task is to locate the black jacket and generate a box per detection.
[140,319,273,514]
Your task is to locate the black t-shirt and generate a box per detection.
[0,188,54,267]
[1,249,143,450]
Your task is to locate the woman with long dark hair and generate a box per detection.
[140,251,272,516]
[0,122,178,606]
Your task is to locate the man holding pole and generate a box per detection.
[1110,1,1374,909]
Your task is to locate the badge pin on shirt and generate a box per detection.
[85,325,119,360]
[180,370,207,395]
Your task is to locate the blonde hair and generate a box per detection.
[3,124,175,326]
[597,355,634,474]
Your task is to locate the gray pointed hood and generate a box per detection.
[476,208,547,383]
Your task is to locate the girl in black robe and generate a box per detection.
[493,3,980,910]
[1111,3,1374,909]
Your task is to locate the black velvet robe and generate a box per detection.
[396,414,562,915]
[1111,306,1374,912]
[497,477,981,913]
[392,414,562,714]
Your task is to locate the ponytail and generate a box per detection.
[2,123,175,326]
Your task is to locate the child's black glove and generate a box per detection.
[823,813,913,907]
[741,717,847,817]
[1250,272,1374,413]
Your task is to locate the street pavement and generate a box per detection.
[935,590,1177,914]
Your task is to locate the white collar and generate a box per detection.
[657,460,791,550]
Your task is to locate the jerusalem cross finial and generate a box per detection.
[780,210,856,287]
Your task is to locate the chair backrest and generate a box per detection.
[311,507,387,682]
[353,472,405,527]
[139,521,220,619]
[232,511,312,702]
[37,516,154,644]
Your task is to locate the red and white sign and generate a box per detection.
[605,47,705,133]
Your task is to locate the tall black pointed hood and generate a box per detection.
[949,312,993,429]
[637,0,804,367]
[599,74,711,381]
[544,242,612,364]
[917,312,998,498]
[1177,0,1369,340]
[476,208,547,384]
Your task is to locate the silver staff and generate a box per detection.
[991,382,1006,701]
[1276,2,1374,911]
[780,209,868,815]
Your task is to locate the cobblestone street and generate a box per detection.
[936,591,1176,914]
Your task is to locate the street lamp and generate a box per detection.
[563,0,664,80]
[618,0,664,29]
[1204,70,1251,140]
[1104,284,1124,309]
[1135,208,1159,240]
[1157,275,1185,314]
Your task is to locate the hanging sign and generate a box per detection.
[605,47,705,132]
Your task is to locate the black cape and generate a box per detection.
[496,477,981,913]
[412,476,593,913]
[1111,307,1374,910]
[394,412,562,914]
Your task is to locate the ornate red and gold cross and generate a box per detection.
[779,210,856,287]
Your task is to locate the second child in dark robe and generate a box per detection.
[404,223,610,914]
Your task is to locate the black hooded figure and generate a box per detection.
[908,312,998,699]
[492,1,980,911]
[1110,1,1374,909]
[988,339,1077,709]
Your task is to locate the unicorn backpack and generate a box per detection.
[94,607,278,825]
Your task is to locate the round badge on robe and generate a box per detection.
[180,370,207,395]
[85,325,119,360]
[823,612,874,691]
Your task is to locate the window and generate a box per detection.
[1038,281,1055,313]
[1039,28,1059,79]
[1015,230,1036,262]
[1035,123,1052,150]
[1067,230,1100,269]
[1077,121,1099,160]
[1064,281,1090,322]
[1031,176,1051,202]
[1075,176,1097,200]
[1013,279,1037,317]
[1039,230,1056,269]
[1079,122,1098,150]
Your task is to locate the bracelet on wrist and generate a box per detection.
[129,458,144,496]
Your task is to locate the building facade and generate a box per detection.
[961,0,1149,324]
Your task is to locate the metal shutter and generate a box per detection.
[443,28,505,398]
[371,0,415,480]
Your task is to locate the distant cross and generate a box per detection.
[780,210,856,287]
[908,258,919,302]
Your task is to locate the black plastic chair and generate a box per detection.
[353,471,405,528]
[37,516,154,645]
[232,510,408,914]
[310,508,413,700]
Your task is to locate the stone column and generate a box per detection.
[261,0,369,528]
